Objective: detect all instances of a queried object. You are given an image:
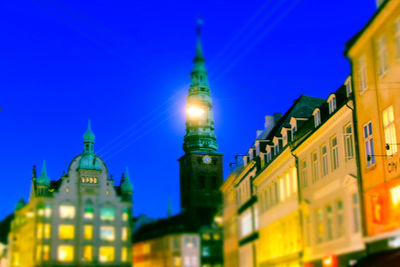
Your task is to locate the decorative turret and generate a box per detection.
[121,168,133,194]
[79,120,101,170]
[15,197,26,211]
[183,20,218,153]
[36,160,50,186]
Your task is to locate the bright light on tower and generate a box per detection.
[187,105,205,119]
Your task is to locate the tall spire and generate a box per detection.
[121,167,133,193]
[83,119,95,154]
[36,160,50,186]
[183,20,218,153]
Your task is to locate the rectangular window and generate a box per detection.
[37,223,43,240]
[84,205,94,220]
[377,36,388,76]
[122,247,128,262]
[99,247,115,263]
[326,205,333,241]
[353,193,360,233]
[122,208,130,221]
[344,124,354,160]
[279,177,285,201]
[396,18,400,59]
[302,160,308,188]
[292,167,298,193]
[383,106,397,156]
[345,76,352,97]
[312,151,319,183]
[331,136,339,170]
[122,227,129,241]
[58,245,74,262]
[364,122,375,167]
[100,226,115,241]
[83,245,92,262]
[43,245,50,261]
[314,110,321,127]
[44,224,51,239]
[329,96,336,114]
[84,225,93,240]
[59,205,75,219]
[59,225,74,240]
[337,200,344,238]
[316,208,324,243]
[240,211,252,237]
[358,56,368,93]
[100,207,115,221]
[321,145,328,176]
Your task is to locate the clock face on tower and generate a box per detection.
[203,155,211,164]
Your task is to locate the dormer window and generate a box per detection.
[328,95,336,114]
[313,109,321,128]
[345,76,352,98]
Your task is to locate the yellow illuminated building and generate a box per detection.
[346,0,400,255]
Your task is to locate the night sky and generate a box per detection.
[0,0,376,220]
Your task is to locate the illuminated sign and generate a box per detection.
[322,255,338,267]
[390,185,400,206]
[371,195,383,223]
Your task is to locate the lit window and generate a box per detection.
[328,95,336,114]
[59,225,75,240]
[312,151,319,183]
[43,245,50,261]
[83,245,92,262]
[396,18,400,58]
[383,106,397,156]
[279,177,285,201]
[37,203,44,216]
[99,247,114,262]
[44,203,52,218]
[59,205,75,219]
[84,205,94,220]
[36,245,42,261]
[364,122,375,167]
[292,167,297,193]
[37,223,43,240]
[377,36,388,76]
[240,211,252,237]
[337,200,344,237]
[121,247,128,262]
[121,227,129,241]
[390,185,400,206]
[58,245,74,262]
[122,208,130,221]
[321,145,328,176]
[344,124,354,160]
[301,160,308,188]
[44,224,51,239]
[100,226,115,241]
[331,136,339,170]
[100,207,115,221]
[326,205,333,241]
[358,56,368,93]
[352,193,360,233]
[316,208,324,243]
[202,246,210,257]
[84,225,93,240]
[314,109,321,127]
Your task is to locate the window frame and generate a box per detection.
[358,56,368,94]
[330,135,339,171]
[344,124,355,160]
[364,121,376,167]
[377,35,389,76]
[383,106,397,157]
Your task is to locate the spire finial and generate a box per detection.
[195,19,204,59]
[121,167,133,193]
[36,160,50,186]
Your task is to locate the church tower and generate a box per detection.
[179,21,223,222]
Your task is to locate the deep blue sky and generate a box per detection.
[0,0,376,220]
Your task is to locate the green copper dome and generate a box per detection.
[36,160,50,186]
[83,119,95,142]
[121,167,133,193]
[15,197,26,211]
[79,154,101,170]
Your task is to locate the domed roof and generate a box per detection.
[15,198,26,211]
[79,154,101,170]
[83,120,95,142]
[121,167,133,193]
[36,160,50,186]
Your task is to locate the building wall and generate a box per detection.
[347,0,400,241]
[294,104,365,265]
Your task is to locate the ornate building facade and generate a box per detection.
[8,122,133,267]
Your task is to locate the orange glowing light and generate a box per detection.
[187,105,205,118]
